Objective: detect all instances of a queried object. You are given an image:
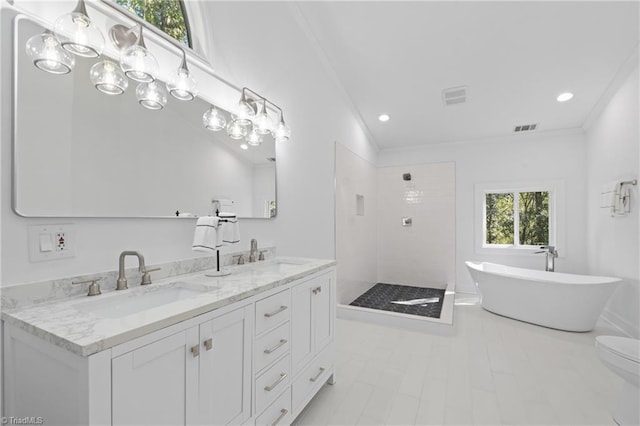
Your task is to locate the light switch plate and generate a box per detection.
[28,224,76,262]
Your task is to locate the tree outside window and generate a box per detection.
[485,191,550,247]
[114,0,191,47]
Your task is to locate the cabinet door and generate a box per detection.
[291,280,313,374]
[112,328,199,426]
[313,274,333,352]
[199,305,252,425]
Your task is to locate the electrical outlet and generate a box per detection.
[28,224,75,262]
[55,232,66,251]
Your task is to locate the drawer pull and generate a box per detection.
[264,305,288,318]
[190,345,200,358]
[264,339,288,354]
[309,367,325,383]
[264,372,287,392]
[203,338,213,351]
[271,408,288,426]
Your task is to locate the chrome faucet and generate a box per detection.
[535,245,558,272]
[116,251,146,290]
[249,239,258,263]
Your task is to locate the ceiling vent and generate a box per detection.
[442,86,468,106]
[513,123,538,133]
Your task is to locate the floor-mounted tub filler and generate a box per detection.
[465,261,621,332]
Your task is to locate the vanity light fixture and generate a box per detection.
[25,31,75,75]
[239,143,249,150]
[237,88,258,125]
[253,99,274,135]
[113,24,159,83]
[136,81,167,110]
[227,118,248,140]
[54,0,105,58]
[556,92,574,102]
[246,127,264,146]
[89,60,128,95]
[203,105,227,131]
[272,110,291,143]
[378,113,390,122]
[236,87,291,142]
[167,49,198,101]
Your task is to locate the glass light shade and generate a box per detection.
[246,128,263,146]
[136,81,167,110]
[54,3,104,58]
[254,110,274,135]
[273,120,292,142]
[239,143,249,150]
[90,60,127,95]
[121,44,158,83]
[25,32,75,74]
[203,106,226,131]
[227,119,248,140]
[167,68,197,101]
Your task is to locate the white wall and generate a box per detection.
[586,65,639,338]
[378,131,588,294]
[376,162,455,289]
[1,2,375,286]
[335,144,378,305]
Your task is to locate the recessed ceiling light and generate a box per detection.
[556,92,574,102]
[378,114,390,122]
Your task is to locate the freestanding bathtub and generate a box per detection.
[465,261,621,332]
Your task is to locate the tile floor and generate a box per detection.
[293,296,625,425]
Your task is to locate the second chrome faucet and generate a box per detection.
[116,251,160,290]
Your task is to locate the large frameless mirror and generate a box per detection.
[13,16,276,219]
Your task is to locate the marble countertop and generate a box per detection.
[2,257,335,357]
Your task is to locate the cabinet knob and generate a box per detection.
[312,286,322,295]
[203,338,213,351]
[190,345,200,357]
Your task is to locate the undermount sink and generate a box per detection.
[252,260,306,274]
[74,283,213,319]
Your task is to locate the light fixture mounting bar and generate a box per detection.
[242,87,283,116]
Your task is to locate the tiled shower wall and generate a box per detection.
[336,143,455,304]
[335,144,378,305]
[377,162,455,289]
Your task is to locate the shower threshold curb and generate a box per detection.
[337,285,455,336]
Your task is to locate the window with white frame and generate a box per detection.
[475,181,563,253]
[484,190,550,246]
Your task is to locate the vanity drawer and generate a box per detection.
[255,289,290,335]
[254,388,292,426]
[292,346,333,415]
[255,354,291,415]
[254,322,290,373]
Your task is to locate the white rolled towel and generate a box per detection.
[192,216,220,252]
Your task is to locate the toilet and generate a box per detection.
[595,336,640,425]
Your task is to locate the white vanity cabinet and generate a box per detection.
[290,272,335,417]
[111,305,252,426]
[3,265,336,426]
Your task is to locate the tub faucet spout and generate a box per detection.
[535,245,558,272]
